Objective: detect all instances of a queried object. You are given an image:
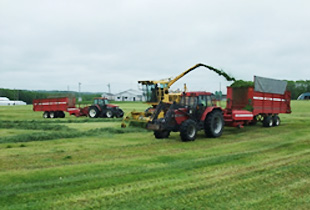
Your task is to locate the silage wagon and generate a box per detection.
[33,97,88,118]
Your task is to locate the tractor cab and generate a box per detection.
[93,97,109,107]
[179,92,215,119]
[139,81,169,104]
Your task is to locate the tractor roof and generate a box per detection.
[182,92,213,97]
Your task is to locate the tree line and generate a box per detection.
[0,89,102,104]
[286,80,310,99]
[1,80,309,104]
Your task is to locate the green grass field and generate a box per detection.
[0,101,310,209]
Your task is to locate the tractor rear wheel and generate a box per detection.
[204,110,224,138]
[263,116,273,127]
[105,110,113,118]
[154,130,170,139]
[180,119,197,142]
[89,107,99,118]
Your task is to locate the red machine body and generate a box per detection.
[33,97,88,118]
[224,87,291,127]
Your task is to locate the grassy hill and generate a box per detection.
[0,101,309,209]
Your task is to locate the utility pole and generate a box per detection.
[78,82,82,102]
[107,83,111,94]
[107,83,111,100]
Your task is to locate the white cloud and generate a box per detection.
[0,0,309,93]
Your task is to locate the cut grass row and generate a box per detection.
[0,101,309,209]
[1,127,309,209]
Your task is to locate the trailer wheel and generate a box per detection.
[273,115,280,126]
[106,110,113,118]
[43,111,50,119]
[49,111,55,118]
[59,111,65,118]
[204,110,224,138]
[180,119,197,142]
[154,130,170,139]
[263,116,273,127]
[89,107,99,118]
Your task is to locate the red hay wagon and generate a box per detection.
[33,97,88,118]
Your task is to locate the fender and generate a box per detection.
[200,106,223,121]
[94,104,102,112]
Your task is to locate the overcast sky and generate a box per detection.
[1,0,309,94]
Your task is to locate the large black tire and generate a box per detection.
[105,110,113,118]
[263,115,273,127]
[204,110,224,138]
[115,109,124,118]
[154,130,170,139]
[180,119,197,142]
[43,111,50,119]
[49,111,55,119]
[272,115,280,126]
[89,107,99,118]
[58,111,65,118]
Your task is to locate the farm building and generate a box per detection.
[101,92,115,101]
[297,92,310,100]
[0,97,27,106]
[114,89,144,102]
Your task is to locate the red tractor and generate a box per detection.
[146,76,291,142]
[146,92,224,141]
[88,97,124,118]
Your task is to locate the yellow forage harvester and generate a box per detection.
[121,63,235,128]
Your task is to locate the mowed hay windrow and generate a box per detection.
[0,101,309,209]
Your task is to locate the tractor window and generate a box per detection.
[198,95,207,107]
[180,96,197,107]
[142,84,158,102]
[98,100,104,106]
[210,95,216,106]
[104,99,109,105]
[206,95,214,107]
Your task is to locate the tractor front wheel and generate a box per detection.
[154,130,170,139]
[105,110,113,118]
[180,119,197,142]
[115,109,124,118]
[204,110,224,138]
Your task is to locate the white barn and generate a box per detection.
[0,97,27,106]
[114,89,144,102]
[101,92,115,101]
